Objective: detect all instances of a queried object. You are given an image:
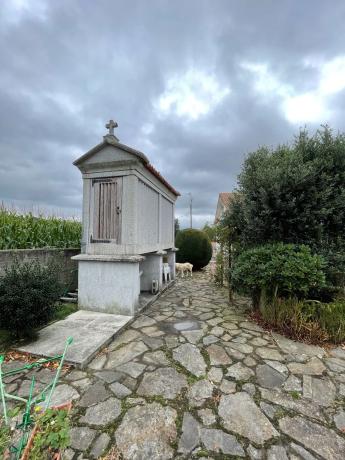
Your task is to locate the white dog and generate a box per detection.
[176,262,193,277]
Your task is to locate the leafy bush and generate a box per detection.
[176,229,212,270]
[220,127,345,292]
[0,207,81,249]
[0,259,63,338]
[232,243,325,307]
[261,297,345,343]
[235,126,345,249]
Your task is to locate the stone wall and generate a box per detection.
[0,248,80,291]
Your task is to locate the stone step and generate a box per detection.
[60,296,78,304]
[68,292,78,298]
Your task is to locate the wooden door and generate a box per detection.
[92,177,122,243]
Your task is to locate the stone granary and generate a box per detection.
[72,120,179,316]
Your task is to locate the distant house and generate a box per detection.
[214,192,235,224]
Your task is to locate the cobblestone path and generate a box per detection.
[4,272,345,459]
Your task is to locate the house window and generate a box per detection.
[92,177,122,242]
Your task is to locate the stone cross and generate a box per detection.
[105,119,118,135]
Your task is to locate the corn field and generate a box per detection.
[0,207,81,249]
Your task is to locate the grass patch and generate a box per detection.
[53,303,77,321]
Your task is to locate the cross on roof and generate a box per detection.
[105,119,118,135]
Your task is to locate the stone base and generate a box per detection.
[72,254,144,316]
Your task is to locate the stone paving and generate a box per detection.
[3,272,345,459]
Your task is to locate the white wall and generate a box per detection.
[137,180,159,245]
[78,259,140,315]
[161,196,174,244]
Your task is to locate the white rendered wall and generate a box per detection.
[140,254,163,291]
[137,180,159,245]
[167,251,176,280]
[78,260,140,316]
[161,197,174,245]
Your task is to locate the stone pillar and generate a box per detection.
[167,249,177,280]
[140,251,165,292]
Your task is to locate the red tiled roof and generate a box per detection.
[145,163,180,196]
[219,192,234,206]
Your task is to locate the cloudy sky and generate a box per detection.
[1,1,345,228]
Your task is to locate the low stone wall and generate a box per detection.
[0,248,80,291]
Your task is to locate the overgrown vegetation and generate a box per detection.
[0,419,10,457]
[217,126,345,343]
[0,207,81,249]
[0,259,63,338]
[28,407,70,459]
[176,229,212,270]
[259,297,345,343]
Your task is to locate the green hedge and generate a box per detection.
[176,229,212,270]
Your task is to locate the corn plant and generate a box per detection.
[0,207,81,249]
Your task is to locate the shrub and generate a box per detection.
[0,259,63,338]
[232,243,325,307]
[176,229,212,270]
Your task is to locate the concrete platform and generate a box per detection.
[17,310,132,368]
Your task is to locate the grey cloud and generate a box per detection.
[1,0,345,228]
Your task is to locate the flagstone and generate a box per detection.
[200,428,245,456]
[142,350,170,366]
[173,343,207,376]
[106,341,148,368]
[334,410,345,430]
[279,416,345,460]
[203,335,219,345]
[218,392,279,444]
[302,375,336,406]
[137,367,187,399]
[188,379,214,407]
[109,382,132,399]
[273,333,325,358]
[198,408,216,426]
[131,315,157,328]
[78,381,110,407]
[206,344,232,365]
[182,329,204,344]
[255,347,284,361]
[256,364,287,389]
[226,362,255,381]
[178,412,200,454]
[267,445,289,460]
[116,402,177,460]
[260,388,323,421]
[208,366,223,383]
[79,397,121,426]
[287,357,326,375]
[70,426,97,451]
